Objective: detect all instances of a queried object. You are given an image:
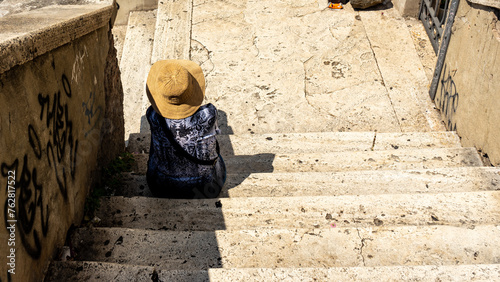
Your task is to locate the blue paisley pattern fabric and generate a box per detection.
[146,104,226,198]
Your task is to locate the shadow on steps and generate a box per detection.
[126,109,276,198]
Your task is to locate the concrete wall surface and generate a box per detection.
[114,0,157,25]
[393,0,422,17]
[0,2,123,281]
[435,0,500,165]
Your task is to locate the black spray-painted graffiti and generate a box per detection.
[436,64,459,131]
[82,91,103,137]
[2,74,79,260]
[38,74,79,198]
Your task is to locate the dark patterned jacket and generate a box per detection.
[146,104,226,198]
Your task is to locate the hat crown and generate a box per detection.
[146,59,205,119]
[157,64,190,104]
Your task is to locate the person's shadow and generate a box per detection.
[128,109,276,198]
[215,110,275,196]
[117,109,275,277]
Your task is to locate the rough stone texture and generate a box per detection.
[392,0,422,17]
[96,191,500,230]
[99,26,125,168]
[190,0,443,134]
[0,4,121,282]
[358,6,444,132]
[126,131,462,155]
[117,167,500,198]
[70,225,500,269]
[130,147,483,175]
[111,24,127,65]
[435,0,500,166]
[467,0,500,9]
[405,17,437,80]
[46,261,500,281]
[120,10,156,142]
[351,0,383,9]
[0,4,114,74]
[151,0,192,63]
[113,0,157,25]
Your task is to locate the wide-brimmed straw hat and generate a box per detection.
[146,59,205,119]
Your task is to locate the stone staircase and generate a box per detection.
[45,131,500,280]
[44,0,500,280]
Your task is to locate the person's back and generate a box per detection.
[145,60,226,198]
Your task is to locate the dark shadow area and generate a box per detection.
[353,0,394,11]
[126,110,276,197]
[94,108,276,278]
[216,110,275,196]
[140,114,150,133]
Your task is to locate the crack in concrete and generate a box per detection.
[371,131,377,151]
[252,34,260,57]
[357,11,402,131]
[188,0,194,60]
[301,56,354,127]
[356,228,372,266]
[295,7,329,18]
[190,39,215,77]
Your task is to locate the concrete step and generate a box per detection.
[95,191,500,231]
[126,131,462,155]
[151,0,191,62]
[46,261,500,281]
[117,167,500,198]
[70,224,500,269]
[131,147,483,175]
[359,8,444,132]
[111,24,127,66]
[120,10,156,142]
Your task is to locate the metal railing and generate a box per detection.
[419,0,452,54]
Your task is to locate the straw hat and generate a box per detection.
[146,60,205,119]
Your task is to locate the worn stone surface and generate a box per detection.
[112,24,127,65]
[127,131,461,155]
[70,225,500,269]
[117,167,500,198]
[405,17,437,81]
[358,7,444,132]
[96,191,500,230]
[130,147,482,175]
[46,261,500,281]
[467,0,500,9]
[43,1,500,281]
[190,0,441,134]
[151,0,192,63]
[99,27,125,168]
[114,0,157,25]
[0,3,114,74]
[120,10,155,142]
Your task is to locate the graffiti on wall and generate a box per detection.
[0,70,104,266]
[435,64,459,131]
[82,91,103,137]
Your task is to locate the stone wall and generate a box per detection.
[0,2,123,281]
[435,0,500,165]
[393,0,421,17]
[114,0,157,25]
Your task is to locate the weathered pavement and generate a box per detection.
[117,0,444,141]
[45,0,500,281]
[191,0,443,135]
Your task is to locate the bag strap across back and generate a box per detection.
[159,116,220,166]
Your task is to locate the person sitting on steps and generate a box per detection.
[145,59,226,199]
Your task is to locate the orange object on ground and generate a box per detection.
[328,2,343,9]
